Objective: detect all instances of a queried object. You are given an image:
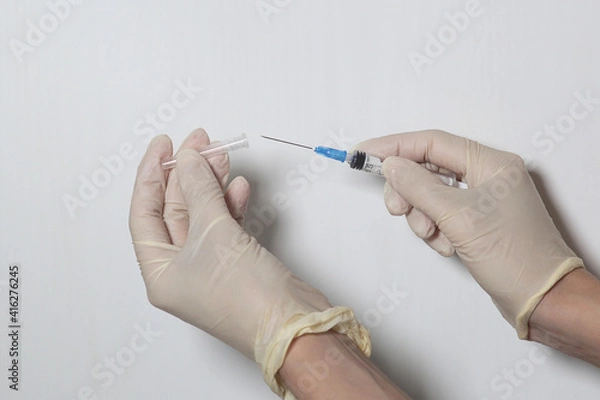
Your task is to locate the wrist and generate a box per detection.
[278,331,409,400]
[529,268,589,335]
[528,268,600,365]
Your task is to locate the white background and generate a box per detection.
[1,1,599,399]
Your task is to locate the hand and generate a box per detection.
[129,129,370,398]
[356,130,584,338]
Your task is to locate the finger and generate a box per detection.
[354,130,471,178]
[208,153,230,189]
[175,149,231,231]
[384,181,411,216]
[423,229,455,257]
[173,128,230,188]
[406,208,437,240]
[129,135,173,245]
[223,176,251,226]
[181,128,230,189]
[179,127,210,150]
[404,197,455,256]
[383,156,457,223]
[164,129,211,246]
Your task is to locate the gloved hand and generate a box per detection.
[356,130,584,339]
[129,129,370,399]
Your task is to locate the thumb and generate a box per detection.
[383,156,457,223]
[175,149,231,224]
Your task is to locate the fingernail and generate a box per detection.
[149,134,167,145]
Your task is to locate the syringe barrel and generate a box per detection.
[347,150,468,189]
[161,133,249,170]
[347,151,384,176]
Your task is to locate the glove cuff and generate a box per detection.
[259,306,371,400]
[515,257,585,339]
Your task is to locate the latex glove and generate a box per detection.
[356,130,584,339]
[129,129,370,398]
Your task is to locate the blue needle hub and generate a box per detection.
[314,146,348,162]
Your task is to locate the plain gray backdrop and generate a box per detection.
[1,1,599,399]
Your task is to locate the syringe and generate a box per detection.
[261,135,468,189]
[161,133,249,170]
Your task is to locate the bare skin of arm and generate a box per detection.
[279,331,411,400]
[277,268,600,400]
[529,268,600,367]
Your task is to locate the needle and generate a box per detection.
[260,134,469,189]
[261,135,313,150]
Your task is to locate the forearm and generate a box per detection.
[278,331,410,400]
[529,268,600,367]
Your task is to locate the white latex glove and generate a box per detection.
[356,130,584,338]
[129,129,370,398]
